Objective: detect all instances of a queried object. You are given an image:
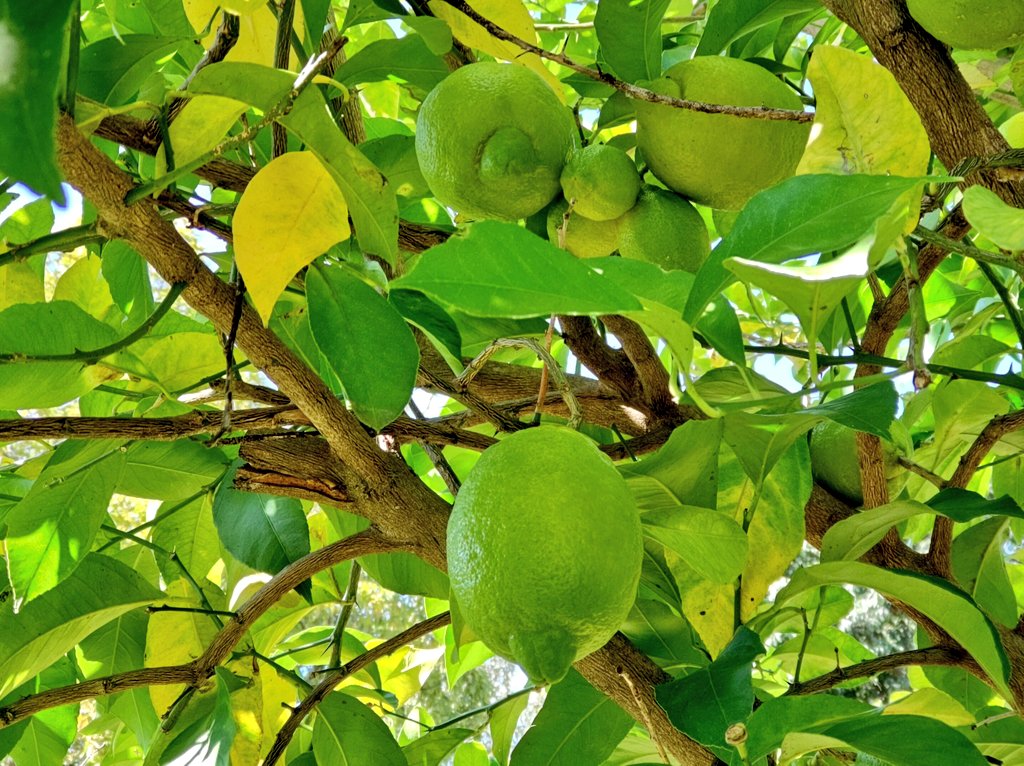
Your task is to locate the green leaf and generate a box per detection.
[725,247,870,359]
[490,692,530,766]
[620,420,724,509]
[403,728,475,766]
[117,440,227,500]
[685,174,927,322]
[0,1,74,200]
[817,714,987,766]
[509,669,633,766]
[212,466,311,593]
[0,553,161,698]
[390,289,463,371]
[313,692,405,766]
[157,668,237,766]
[654,627,764,760]
[307,265,419,430]
[334,35,447,91]
[799,45,931,177]
[765,562,1012,700]
[188,62,399,262]
[746,695,875,760]
[801,381,899,438]
[620,599,707,669]
[391,221,638,317]
[392,222,642,318]
[696,0,819,55]
[593,0,670,82]
[6,440,126,602]
[963,185,1024,251]
[78,34,192,105]
[643,506,748,584]
[5,656,78,766]
[951,517,1018,627]
[151,494,220,586]
[0,301,120,409]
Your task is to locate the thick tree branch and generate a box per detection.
[56,115,451,564]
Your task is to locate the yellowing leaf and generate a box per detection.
[427,0,564,98]
[0,260,44,310]
[799,46,930,178]
[234,152,351,323]
[52,254,116,321]
[184,0,302,66]
[155,95,246,177]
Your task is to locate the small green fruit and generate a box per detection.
[560,144,642,221]
[906,0,1024,50]
[617,186,710,273]
[545,199,620,259]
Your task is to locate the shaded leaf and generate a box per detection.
[313,692,405,765]
[594,0,671,83]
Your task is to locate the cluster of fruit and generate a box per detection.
[415,57,810,273]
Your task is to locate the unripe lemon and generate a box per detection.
[560,144,642,221]
[906,0,1024,50]
[617,186,710,273]
[447,426,643,684]
[636,57,809,211]
[545,198,620,259]
[415,62,579,220]
[809,422,906,506]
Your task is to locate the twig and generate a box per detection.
[0,530,394,729]
[263,612,452,766]
[978,261,1024,350]
[328,562,362,668]
[433,0,811,123]
[273,0,297,158]
[0,282,186,364]
[786,646,966,696]
[0,223,105,267]
[912,225,1024,277]
[534,14,702,31]
[408,400,463,495]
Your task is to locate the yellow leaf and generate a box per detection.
[428,0,565,99]
[184,0,303,66]
[156,95,246,177]
[799,46,930,178]
[234,152,351,324]
[0,260,44,310]
[681,581,735,658]
[53,254,116,321]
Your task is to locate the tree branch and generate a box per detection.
[434,0,811,123]
[0,530,394,729]
[263,613,452,765]
[786,646,967,696]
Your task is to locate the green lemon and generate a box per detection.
[636,57,809,211]
[906,0,1024,50]
[545,198,620,259]
[617,186,710,273]
[560,144,642,221]
[1001,112,1024,148]
[447,426,643,684]
[415,62,579,221]
[809,422,906,506]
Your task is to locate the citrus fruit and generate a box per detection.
[559,144,642,221]
[415,62,579,221]
[545,198,620,259]
[906,0,1024,50]
[636,57,809,211]
[446,426,643,684]
[1001,113,1024,148]
[617,186,710,273]
[809,422,906,506]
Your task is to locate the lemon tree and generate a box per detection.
[4,1,1024,765]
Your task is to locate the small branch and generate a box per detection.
[408,401,463,496]
[272,0,297,158]
[930,409,1024,575]
[434,0,811,123]
[601,315,680,425]
[978,261,1024,350]
[0,530,394,729]
[263,612,452,766]
[0,223,105,267]
[896,456,947,489]
[0,282,186,364]
[786,646,967,696]
[328,562,362,668]
[534,14,702,31]
[147,604,237,617]
[912,225,1024,277]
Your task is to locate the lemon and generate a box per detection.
[415,62,579,220]
[617,186,710,273]
[560,144,642,221]
[545,198,620,259]
[1001,113,1024,147]
[809,422,906,506]
[447,426,643,684]
[636,57,809,211]
[906,0,1024,50]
